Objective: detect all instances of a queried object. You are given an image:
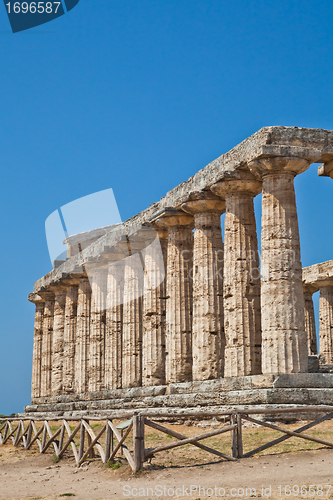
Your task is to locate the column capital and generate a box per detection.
[211,171,262,198]
[60,273,85,287]
[78,275,91,283]
[85,259,110,274]
[303,283,318,295]
[49,283,68,295]
[28,292,45,304]
[248,156,310,178]
[181,191,226,215]
[104,240,129,262]
[318,160,333,179]
[156,228,168,240]
[38,289,55,300]
[150,208,194,229]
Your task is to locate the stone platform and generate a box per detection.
[23,373,333,420]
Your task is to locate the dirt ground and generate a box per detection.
[0,421,333,500]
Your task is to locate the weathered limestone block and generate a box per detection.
[211,173,262,377]
[319,286,333,364]
[152,209,194,384]
[29,294,45,399]
[303,260,333,289]
[303,284,318,356]
[64,225,117,258]
[39,291,55,398]
[63,284,79,393]
[105,259,125,390]
[24,371,333,417]
[122,253,144,388]
[51,286,67,396]
[142,229,168,386]
[88,268,108,392]
[318,159,333,179]
[249,157,310,374]
[75,277,91,394]
[182,193,226,381]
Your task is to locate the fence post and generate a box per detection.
[237,414,243,458]
[3,422,8,443]
[133,414,144,473]
[105,419,113,463]
[26,421,33,449]
[231,413,243,459]
[13,421,22,446]
[41,423,47,450]
[58,422,65,453]
[79,420,85,462]
[140,415,145,466]
[85,420,95,458]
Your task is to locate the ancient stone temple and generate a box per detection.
[26,126,333,417]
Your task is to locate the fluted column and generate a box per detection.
[319,285,333,364]
[318,162,333,362]
[211,173,262,377]
[122,253,144,388]
[152,209,194,384]
[75,277,91,394]
[51,286,67,396]
[88,268,108,392]
[63,283,79,393]
[303,284,318,356]
[29,294,45,400]
[182,193,225,381]
[249,157,310,374]
[105,258,125,390]
[40,291,55,397]
[142,228,168,386]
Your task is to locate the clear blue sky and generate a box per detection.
[1,0,332,415]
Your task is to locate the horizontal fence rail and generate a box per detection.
[1,406,333,472]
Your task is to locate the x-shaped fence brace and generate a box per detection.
[0,417,136,469]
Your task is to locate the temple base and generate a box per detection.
[22,373,333,420]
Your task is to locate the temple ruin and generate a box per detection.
[26,126,333,418]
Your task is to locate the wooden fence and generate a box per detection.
[1,406,333,473]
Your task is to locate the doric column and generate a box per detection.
[181,192,225,381]
[318,162,333,362]
[29,294,45,400]
[122,252,144,388]
[142,228,168,386]
[51,285,67,396]
[63,282,79,393]
[152,209,194,384]
[88,267,108,393]
[303,284,318,356]
[249,157,310,374]
[75,277,91,394]
[319,285,333,364]
[211,173,262,377]
[39,291,55,398]
[105,256,125,390]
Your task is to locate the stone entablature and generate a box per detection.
[64,225,118,259]
[33,126,333,293]
[303,260,333,290]
[28,126,333,409]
